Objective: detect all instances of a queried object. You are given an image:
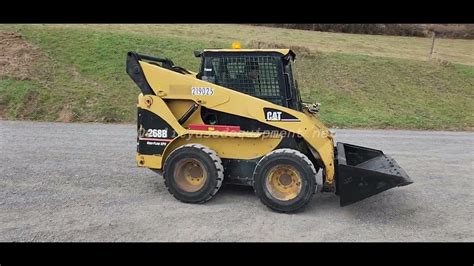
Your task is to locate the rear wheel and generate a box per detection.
[253,149,317,213]
[163,144,224,203]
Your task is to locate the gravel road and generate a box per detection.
[1,120,473,241]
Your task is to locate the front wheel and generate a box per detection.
[253,149,317,213]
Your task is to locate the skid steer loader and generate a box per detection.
[126,44,412,212]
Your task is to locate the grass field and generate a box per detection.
[0,24,473,130]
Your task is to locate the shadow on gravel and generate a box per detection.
[205,184,256,206]
[301,189,419,221]
[151,176,419,222]
[218,184,255,196]
[338,190,426,225]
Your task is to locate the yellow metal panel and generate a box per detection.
[137,93,186,136]
[186,130,262,138]
[203,49,291,56]
[140,62,232,109]
[136,154,162,169]
[163,134,283,160]
[165,99,205,127]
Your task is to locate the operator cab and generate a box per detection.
[195,47,302,111]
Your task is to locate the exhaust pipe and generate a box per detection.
[335,142,413,206]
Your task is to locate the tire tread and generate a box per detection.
[163,144,224,204]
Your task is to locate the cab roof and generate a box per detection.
[198,49,296,59]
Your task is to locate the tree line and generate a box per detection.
[252,24,474,39]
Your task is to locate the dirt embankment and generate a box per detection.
[0,31,42,120]
[0,31,42,80]
[0,31,75,122]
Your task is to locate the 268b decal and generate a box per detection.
[144,129,168,138]
[137,108,177,155]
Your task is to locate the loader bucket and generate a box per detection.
[335,142,412,207]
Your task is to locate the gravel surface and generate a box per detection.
[1,120,473,241]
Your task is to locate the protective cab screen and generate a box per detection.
[202,54,285,106]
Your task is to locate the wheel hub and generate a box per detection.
[174,159,207,192]
[266,165,302,201]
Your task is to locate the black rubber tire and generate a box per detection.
[253,148,317,213]
[163,144,224,203]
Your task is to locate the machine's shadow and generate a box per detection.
[153,176,416,220]
[214,183,416,220]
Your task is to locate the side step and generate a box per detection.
[335,142,413,207]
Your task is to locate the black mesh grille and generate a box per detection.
[202,55,283,106]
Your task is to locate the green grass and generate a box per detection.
[298,53,473,129]
[0,24,473,130]
[0,78,43,119]
[16,24,473,65]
